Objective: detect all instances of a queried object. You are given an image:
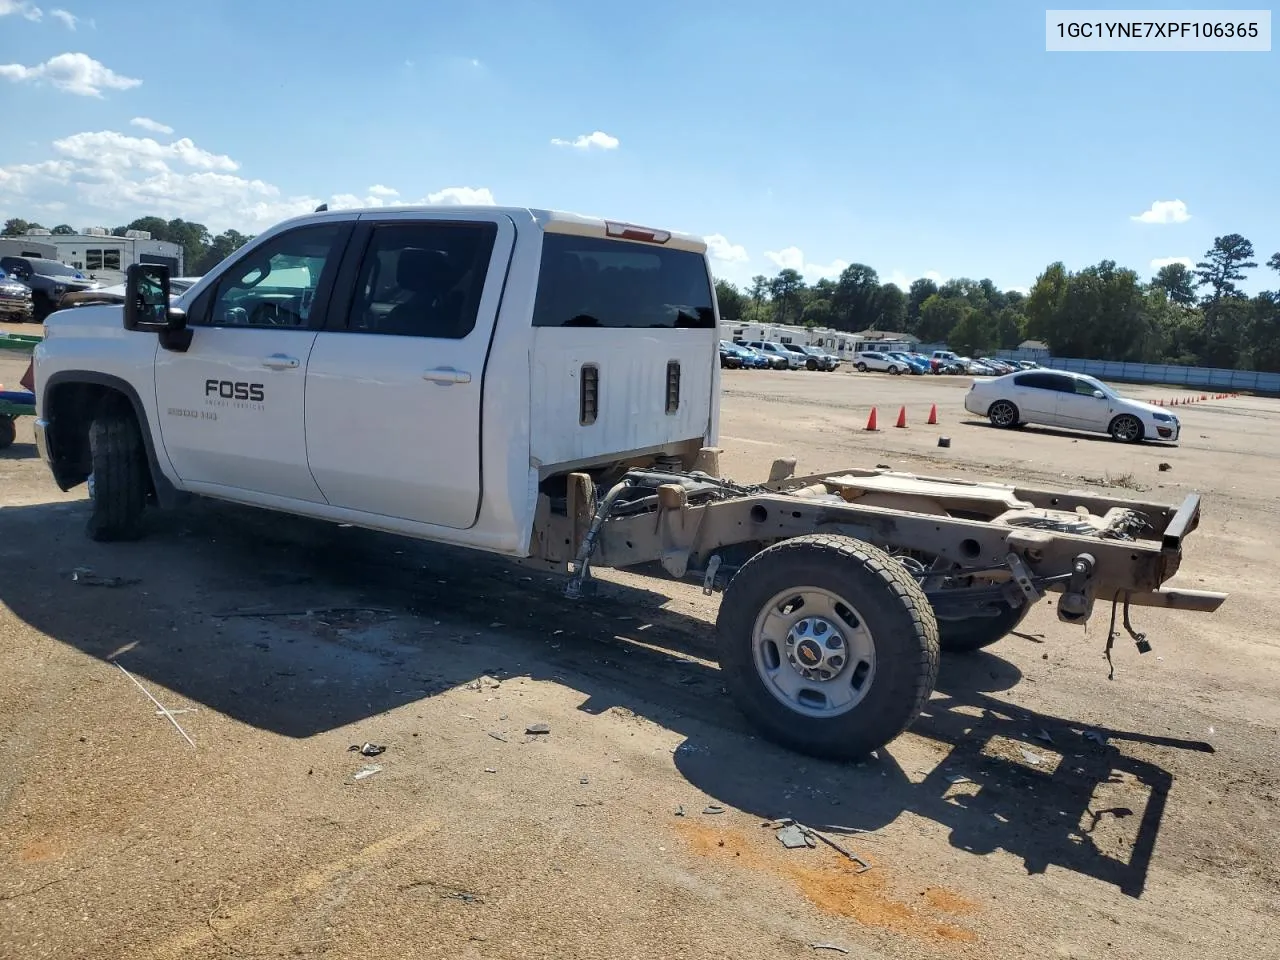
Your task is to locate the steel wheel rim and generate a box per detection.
[1114,417,1139,440]
[751,586,877,718]
[990,401,1015,426]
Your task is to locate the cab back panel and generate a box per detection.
[525,231,717,471]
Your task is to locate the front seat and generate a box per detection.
[382,247,455,336]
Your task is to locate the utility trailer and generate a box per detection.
[533,450,1226,760]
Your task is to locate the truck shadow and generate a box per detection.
[0,496,1211,899]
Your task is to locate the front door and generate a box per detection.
[153,219,354,503]
[1055,377,1114,430]
[303,212,515,529]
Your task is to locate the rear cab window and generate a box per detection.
[531,233,714,329]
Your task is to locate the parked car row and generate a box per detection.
[719,340,841,371]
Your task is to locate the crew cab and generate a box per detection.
[29,204,1226,762]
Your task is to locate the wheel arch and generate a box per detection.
[41,370,182,506]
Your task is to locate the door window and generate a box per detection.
[1072,378,1104,396]
[201,223,346,329]
[345,221,498,339]
[1015,372,1075,392]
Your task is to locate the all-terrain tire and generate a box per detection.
[938,601,1032,653]
[715,534,940,761]
[86,412,148,542]
[0,415,15,450]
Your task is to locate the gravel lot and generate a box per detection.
[2,347,1277,960]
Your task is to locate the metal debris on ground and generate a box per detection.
[1021,748,1044,765]
[484,767,497,774]
[1033,728,1054,744]
[1083,730,1107,745]
[675,805,685,817]
[776,824,813,849]
[71,568,140,588]
[349,742,386,757]
[947,774,971,784]
[112,660,196,749]
[810,944,850,954]
[579,777,589,785]
[487,731,508,743]
[353,765,382,781]
[768,819,872,872]
[525,723,551,735]
[702,805,725,815]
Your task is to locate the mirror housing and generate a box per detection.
[123,263,186,333]
[1092,389,1105,399]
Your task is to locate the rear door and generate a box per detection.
[303,212,514,529]
[1009,372,1071,424]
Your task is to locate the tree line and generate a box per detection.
[6,214,1278,372]
[2,216,253,277]
[713,232,1280,372]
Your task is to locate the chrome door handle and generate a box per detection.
[423,367,472,385]
[262,354,300,370]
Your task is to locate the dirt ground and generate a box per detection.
[2,345,1277,960]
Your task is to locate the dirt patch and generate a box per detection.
[674,819,978,945]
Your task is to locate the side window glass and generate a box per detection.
[204,223,344,328]
[347,221,498,339]
[1074,379,1100,396]
[1047,375,1076,393]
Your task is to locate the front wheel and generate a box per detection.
[1109,414,1144,443]
[987,399,1020,429]
[86,411,149,542]
[806,358,818,371]
[716,534,940,761]
[856,362,868,373]
[888,365,902,376]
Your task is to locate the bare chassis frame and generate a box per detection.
[530,451,1227,645]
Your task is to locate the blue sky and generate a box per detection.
[1,0,1276,293]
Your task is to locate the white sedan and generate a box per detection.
[964,369,1180,443]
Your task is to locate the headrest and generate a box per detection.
[397,247,452,293]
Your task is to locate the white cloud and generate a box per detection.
[0,1,42,21]
[50,6,75,28]
[885,268,946,290]
[1131,199,1190,224]
[704,233,748,263]
[0,52,140,97]
[0,126,497,233]
[55,130,239,172]
[1151,256,1194,270]
[130,116,173,135]
[551,130,619,150]
[1008,285,1030,295]
[763,246,848,281]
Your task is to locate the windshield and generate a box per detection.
[532,233,715,329]
[32,259,84,278]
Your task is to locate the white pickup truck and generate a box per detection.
[29,204,1227,760]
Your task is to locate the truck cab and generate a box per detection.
[31,206,720,554]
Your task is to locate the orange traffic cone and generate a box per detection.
[927,403,938,424]
[895,406,908,429]
[865,407,879,431]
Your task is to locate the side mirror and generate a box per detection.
[123,263,185,333]
[1092,389,1105,399]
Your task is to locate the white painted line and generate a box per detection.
[721,436,786,447]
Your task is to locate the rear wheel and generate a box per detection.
[856,362,868,373]
[716,534,939,761]
[0,415,15,450]
[987,399,1019,429]
[938,602,1031,653]
[86,411,149,542]
[1109,414,1143,443]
